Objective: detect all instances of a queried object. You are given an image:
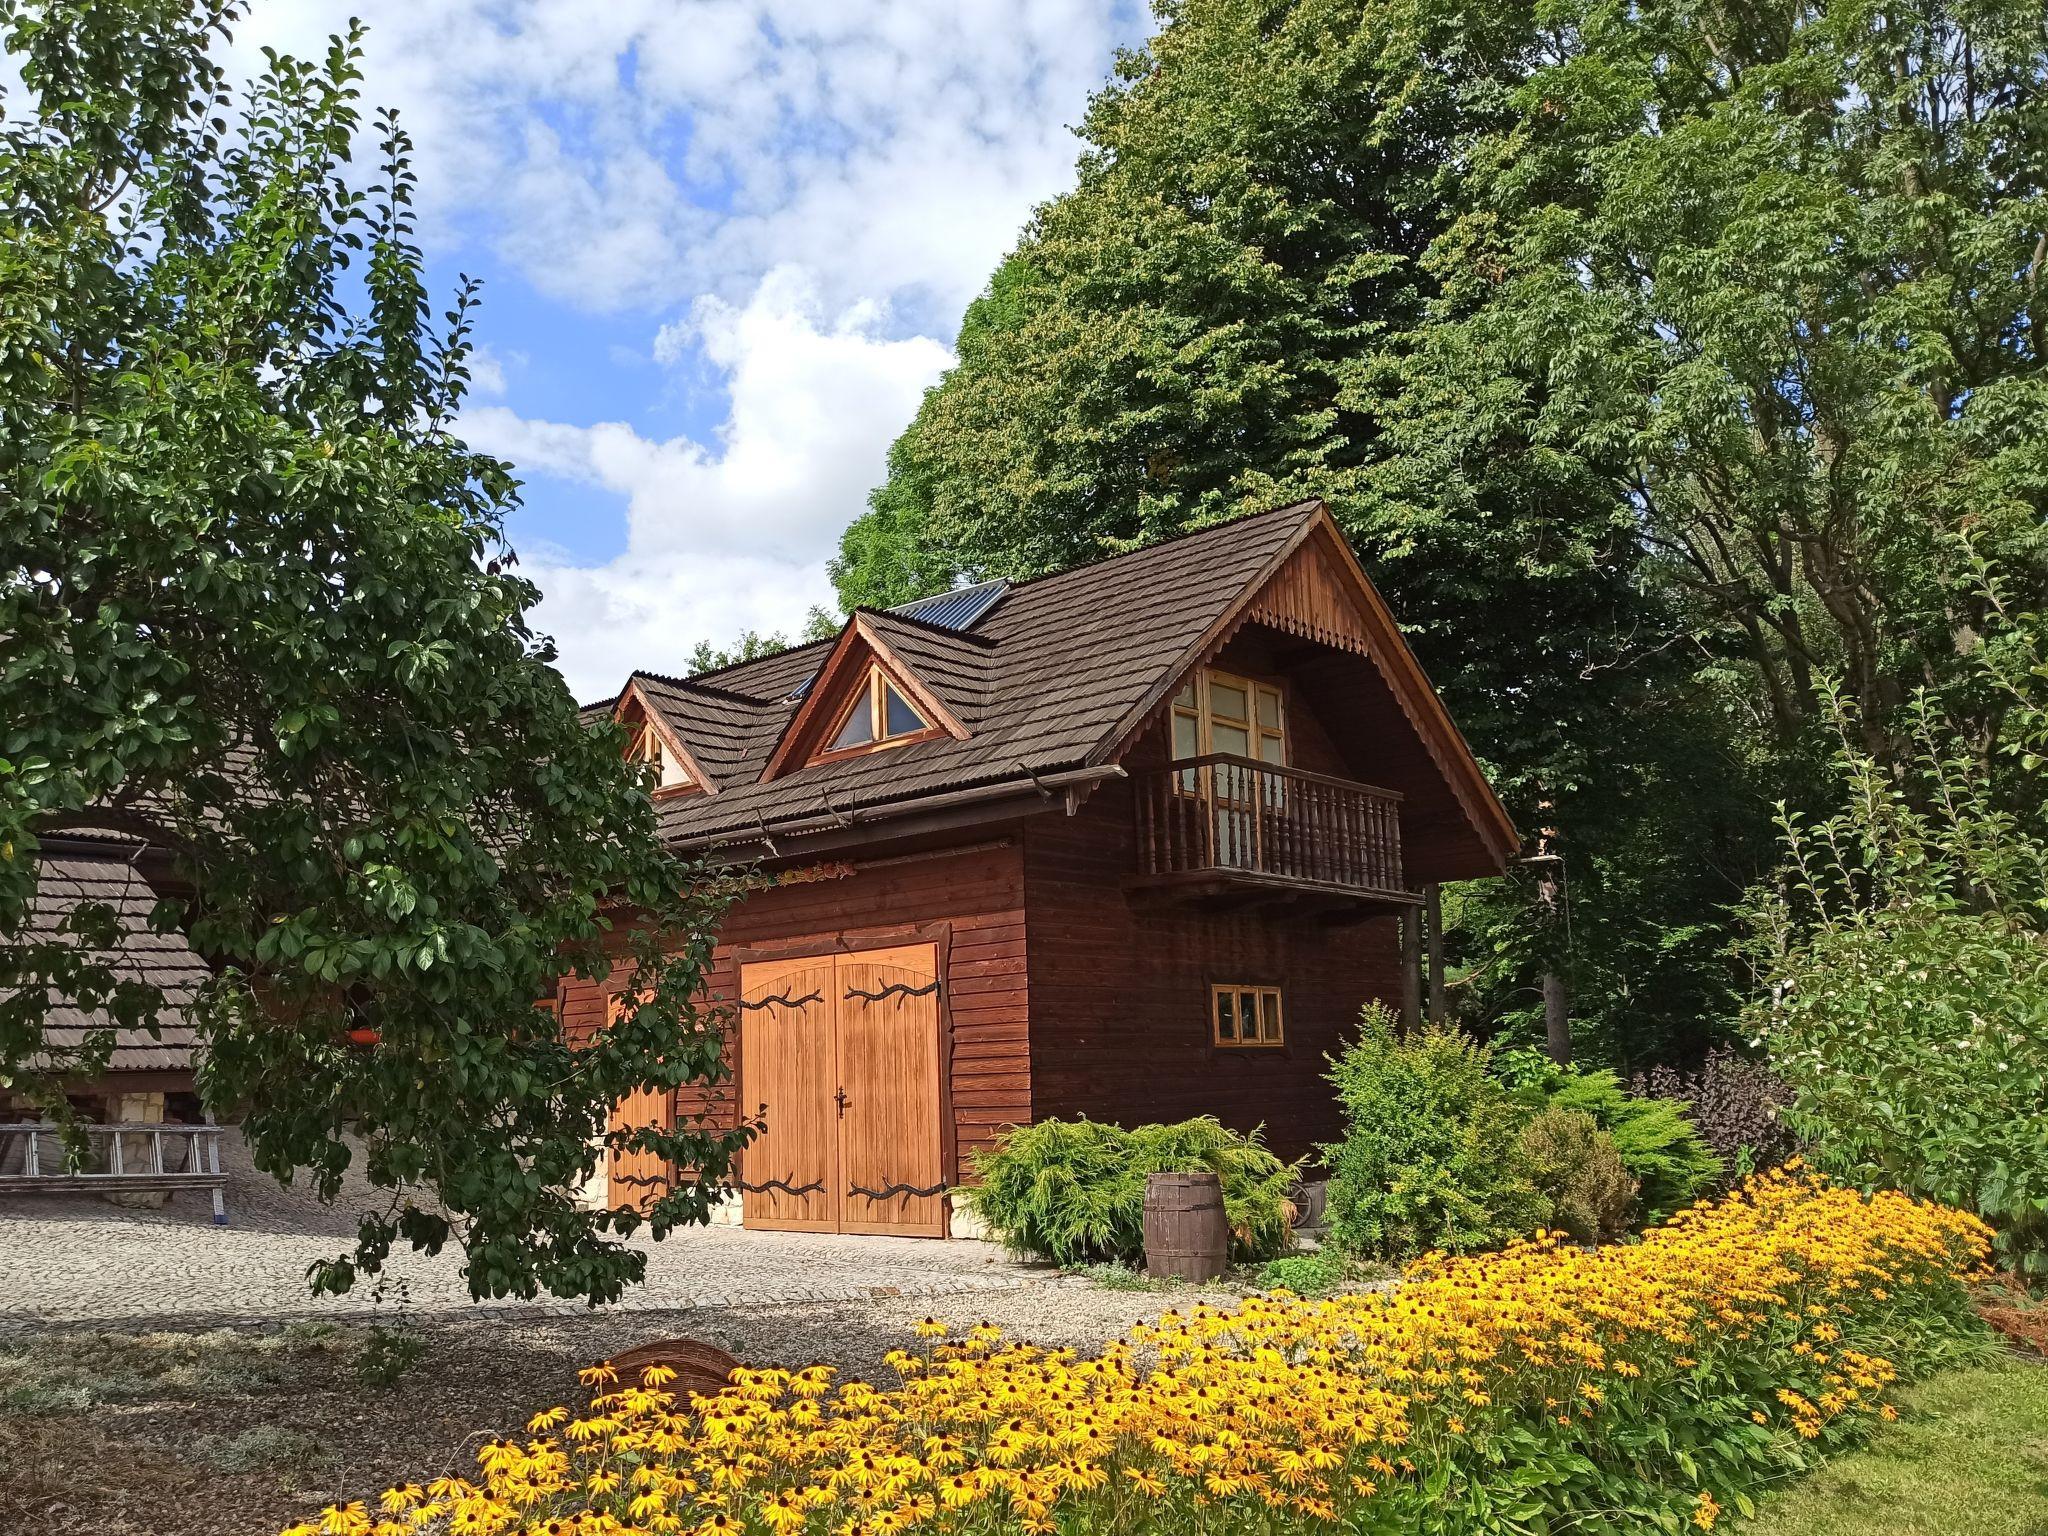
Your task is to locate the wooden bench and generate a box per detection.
[0,1121,229,1224]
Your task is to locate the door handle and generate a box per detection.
[835,1086,850,1118]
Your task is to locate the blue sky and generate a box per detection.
[229,0,1152,700]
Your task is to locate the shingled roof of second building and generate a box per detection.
[25,841,211,1076]
[604,501,1317,851]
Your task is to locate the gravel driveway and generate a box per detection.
[0,1130,1057,1325]
[0,1132,1265,1536]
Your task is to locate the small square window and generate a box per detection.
[1212,985,1283,1048]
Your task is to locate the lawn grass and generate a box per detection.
[1743,1354,2048,1535]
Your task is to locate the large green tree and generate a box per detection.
[1445,0,2048,761]
[836,0,2048,1063]
[0,0,747,1302]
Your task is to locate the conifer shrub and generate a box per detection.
[1321,1006,1547,1259]
[962,1116,1295,1267]
[1499,1049,1723,1220]
[1518,1108,1638,1242]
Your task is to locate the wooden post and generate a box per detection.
[1424,883,1446,1024]
[1399,906,1422,1033]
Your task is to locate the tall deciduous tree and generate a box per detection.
[0,0,747,1302]
[836,0,1777,1062]
[1445,0,2048,761]
[836,0,2048,1063]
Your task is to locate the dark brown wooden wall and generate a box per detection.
[1022,751,1402,1167]
[557,837,1030,1179]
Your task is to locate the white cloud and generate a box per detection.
[196,2,1147,701]
[232,0,1137,319]
[462,268,952,700]
[464,345,512,399]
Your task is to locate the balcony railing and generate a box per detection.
[1135,754,1406,898]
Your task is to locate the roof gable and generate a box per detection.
[1255,524,1514,863]
[759,612,976,780]
[27,841,209,1076]
[613,678,720,795]
[1093,509,1517,870]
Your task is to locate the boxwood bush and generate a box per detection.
[961,1115,1296,1267]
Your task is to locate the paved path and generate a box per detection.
[0,1133,1046,1325]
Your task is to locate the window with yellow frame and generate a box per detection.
[1212,984,1284,1047]
[1171,668,1285,787]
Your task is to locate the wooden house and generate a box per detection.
[4,835,209,1125]
[564,500,1516,1237]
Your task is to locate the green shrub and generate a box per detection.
[1757,902,2048,1278]
[1256,1248,1352,1296]
[1517,1108,1637,1242]
[1321,1005,1547,1260]
[1498,1049,1722,1220]
[1747,659,2048,1278]
[963,1116,1296,1267]
[1126,1118,1296,1263]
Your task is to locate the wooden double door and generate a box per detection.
[738,943,947,1237]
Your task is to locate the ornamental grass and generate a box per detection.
[290,1167,1991,1536]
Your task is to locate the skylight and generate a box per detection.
[891,578,1008,632]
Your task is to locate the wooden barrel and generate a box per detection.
[1143,1171,1229,1281]
[600,1337,742,1399]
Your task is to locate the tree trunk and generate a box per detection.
[1543,972,1570,1065]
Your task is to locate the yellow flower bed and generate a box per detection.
[290,1168,1990,1536]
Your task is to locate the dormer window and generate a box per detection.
[628,718,695,793]
[820,666,933,758]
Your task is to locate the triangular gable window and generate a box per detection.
[820,666,931,758]
[627,717,695,793]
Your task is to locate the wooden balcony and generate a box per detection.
[1132,754,1411,908]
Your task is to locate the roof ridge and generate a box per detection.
[641,633,838,693]
[633,670,784,707]
[990,498,1323,598]
[856,605,1001,649]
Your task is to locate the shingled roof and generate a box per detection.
[593,500,1514,866]
[21,840,209,1077]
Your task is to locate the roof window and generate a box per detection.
[819,666,933,758]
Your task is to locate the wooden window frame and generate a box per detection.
[626,715,702,800]
[1172,668,1288,800]
[1211,983,1285,1049]
[1172,669,1286,761]
[810,663,945,765]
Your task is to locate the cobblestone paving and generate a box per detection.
[0,1133,1048,1325]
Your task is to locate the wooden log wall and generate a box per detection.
[558,837,1030,1181]
[1023,759,1402,1167]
